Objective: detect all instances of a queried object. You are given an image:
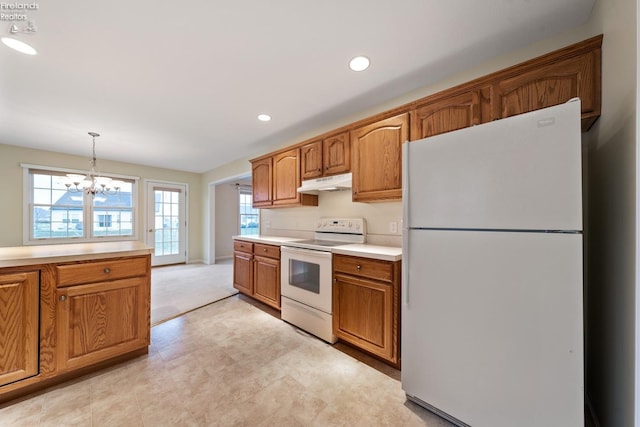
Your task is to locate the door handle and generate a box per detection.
[148,229,153,232]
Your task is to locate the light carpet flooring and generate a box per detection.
[151,260,238,325]
[0,294,453,426]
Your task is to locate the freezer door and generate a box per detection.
[403,100,582,231]
[401,229,583,427]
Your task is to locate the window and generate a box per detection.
[239,189,259,235]
[24,167,137,244]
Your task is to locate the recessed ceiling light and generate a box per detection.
[349,56,370,72]
[258,114,271,122]
[1,37,37,55]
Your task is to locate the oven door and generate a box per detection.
[280,246,332,314]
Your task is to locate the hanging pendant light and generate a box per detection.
[60,132,124,196]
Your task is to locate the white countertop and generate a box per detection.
[332,244,402,261]
[0,241,154,268]
[232,235,304,245]
[234,235,401,261]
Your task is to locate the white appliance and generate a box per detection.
[297,172,352,194]
[401,100,584,427]
[280,218,366,343]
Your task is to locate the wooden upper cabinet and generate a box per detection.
[0,271,39,387]
[410,90,486,140]
[323,131,350,176]
[273,148,301,206]
[351,113,408,202]
[493,41,601,131]
[251,157,272,208]
[301,131,351,180]
[301,140,323,180]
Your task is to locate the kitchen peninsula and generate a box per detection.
[0,241,152,404]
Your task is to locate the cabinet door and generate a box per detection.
[253,255,280,309]
[351,113,408,202]
[233,251,253,295]
[410,91,483,140]
[494,51,599,129]
[0,271,39,386]
[56,277,149,371]
[273,148,301,206]
[333,273,394,362]
[251,157,273,207]
[301,140,323,180]
[323,131,350,176]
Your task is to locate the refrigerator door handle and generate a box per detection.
[402,230,409,307]
[402,141,410,307]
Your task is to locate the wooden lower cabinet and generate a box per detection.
[332,254,400,367]
[253,255,280,308]
[0,271,40,387]
[233,240,281,310]
[0,251,151,404]
[56,276,149,372]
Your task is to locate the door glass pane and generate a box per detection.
[154,189,181,256]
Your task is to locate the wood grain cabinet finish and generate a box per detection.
[233,242,254,295]
[493,48,600,130]
[273,148,302,206]
[333,254,401,367]
[301,132,351,180]
[251,157,272,208]
[0,271,39,387]
[351,113,408,202]
[233,240,281,310]
[251,150,318,208]
[55,256,150,372]
[410,89,491,140]
[253,254,280,309]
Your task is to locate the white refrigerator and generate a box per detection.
[401,100,584,427]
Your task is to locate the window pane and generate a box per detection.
[28,169,136,243]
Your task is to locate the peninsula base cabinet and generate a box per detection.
[0,271,40,387]
[332,254,401,367]
[0,251,151,405]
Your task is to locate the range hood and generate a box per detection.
[297,172,352,194]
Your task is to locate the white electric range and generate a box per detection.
[280,218,366,343]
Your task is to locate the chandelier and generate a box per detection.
[60,132,124,196]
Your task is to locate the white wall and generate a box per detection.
[214,182,240,260]
[261,191,402,246]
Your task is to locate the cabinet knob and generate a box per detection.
[59,295,67,301]
[356,265,361,271]
[104,267,111,274]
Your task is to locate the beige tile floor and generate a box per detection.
[0,295,452,427]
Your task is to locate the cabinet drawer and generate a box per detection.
[333,255,394,283]
[253,243,280,259]
[57,257,148,287]
[234,240,254,253]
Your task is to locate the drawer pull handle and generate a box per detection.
[356,265,361,271]
[263,248,267,252]
[59,295,67,301]
[104,268,111,274]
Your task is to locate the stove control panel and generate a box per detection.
[316,218,366,235]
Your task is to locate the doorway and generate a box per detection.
[146,181,187,266]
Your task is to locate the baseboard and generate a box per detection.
[187,258,205,264]
[215,256,233,262]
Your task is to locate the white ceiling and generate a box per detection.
[0,0,594,174]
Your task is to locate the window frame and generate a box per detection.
[22,164,140,245]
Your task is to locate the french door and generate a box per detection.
[146,181,187,266]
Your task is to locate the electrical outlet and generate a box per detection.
[389,221,398,234]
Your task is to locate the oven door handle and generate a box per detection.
[281,246,332,259]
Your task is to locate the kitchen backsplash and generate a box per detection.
[260,190,402,247]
